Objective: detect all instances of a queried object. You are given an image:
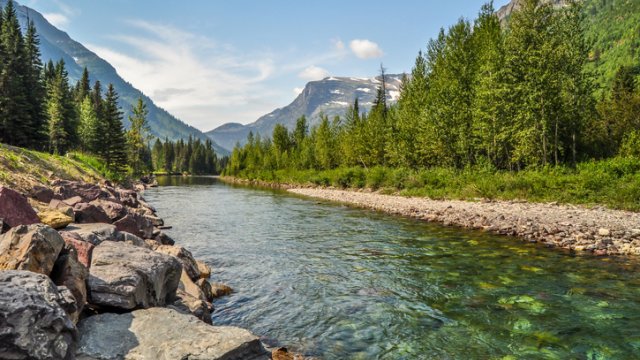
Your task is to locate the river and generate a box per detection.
[144,176,640,359]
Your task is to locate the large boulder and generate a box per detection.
[89,199,127,222]
[30,185,55,203]
[73,202,110,224]
[0,186,40,229]
[52,180,111,203]
[116,188,139,208]
[0,224,64,275]
[87,241,181,310]
[76,308,268,360]
[0,270,77,360]
[51,245,88,324]
[60,231,95,268]
[113,213,154,239]
[155,244,201,281]
[61,223,121,245]
[38,210,74,229]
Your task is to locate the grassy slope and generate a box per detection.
[231,157,640,211]
[0,143,106,192]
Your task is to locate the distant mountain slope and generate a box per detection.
[207,75,403,152]
[497,0,639,90]
[8,0,228,155]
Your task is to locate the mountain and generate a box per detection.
[7,0,228,155]
[496,0,570,23]
[207,75,404,152]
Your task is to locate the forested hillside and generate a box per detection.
[225,0,640,209]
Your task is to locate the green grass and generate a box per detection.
[230,157,640,211]
[0,144,114,191]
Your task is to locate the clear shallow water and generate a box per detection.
[145,176,640,359]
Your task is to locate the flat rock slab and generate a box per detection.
[0,270,77,360]
[61,223,122,245]
[76,307,268,360]
[87,241,181,310]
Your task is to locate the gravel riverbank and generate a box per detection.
[288,188,640,256]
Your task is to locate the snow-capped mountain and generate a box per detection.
[207,74,404,152]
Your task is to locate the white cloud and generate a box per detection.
[298,65,329,81]
[333,39,345,51]
[86,20,279,131]
[43,13,69,28]
[349,39,384,59]
[293,87,304,96]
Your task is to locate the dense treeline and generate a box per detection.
[226,0,640,177]
[150,137,221,175]
[0,0,221,177]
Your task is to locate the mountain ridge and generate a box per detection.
[206,74,403,152]
[7,0,228,155]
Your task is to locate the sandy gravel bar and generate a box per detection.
[288,188,640,256]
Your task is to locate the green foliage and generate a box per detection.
[150,136,220,175]
[126,97,152,176]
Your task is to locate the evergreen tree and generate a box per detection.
[0,0,29,146]
[78,96,98,152]
[23,20,46,150]
[102,84,127,172]
[126,97,151,175]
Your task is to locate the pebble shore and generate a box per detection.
[289,188,640,256]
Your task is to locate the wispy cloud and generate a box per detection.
[298,65,330,81]
[86,20,280,130]
[40,0,77,30]
[349,39,384,59]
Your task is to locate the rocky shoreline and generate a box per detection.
[0,179,281,359]
[288,188,640,256]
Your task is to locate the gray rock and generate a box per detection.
[73,202,111,224]
[87,241,181,310]
[113,213,154,239]
[61,223,122,245]
[0,270,77,360]
[155,244,201,280]
[76,307,267,360]
[51,245,89,324]
[89,199,128,222]
[0,224,64,275]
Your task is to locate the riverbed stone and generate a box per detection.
[197,259,212,279]
[38,209,74,229]
[87,241,181,310]
[155,244,201,280]
[210,282,234,298]
[0,270,77,360]
[0,186,40,229]
[49,198,75,218]
[0,224,64,275]
[76,307,267,360]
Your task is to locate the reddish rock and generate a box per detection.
[116,189,139,208]
[62,196,83,207]
[53,180,110,203]
[0,186,40,229]
[73,203,110,224]
[89,199,127,222]
[60,232,94,268]
[29,185,54,203]
[113,213,153,239]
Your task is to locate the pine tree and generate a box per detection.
[126,97,151,175]
[78,96,98,152]
[0,0,29,146]
[102,84,127,172]
[23,20,47,150]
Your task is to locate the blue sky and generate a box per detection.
[22,0,511,131]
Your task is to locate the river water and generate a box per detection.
[145,176,640,359]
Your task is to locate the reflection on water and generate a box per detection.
[145,176,640,359]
